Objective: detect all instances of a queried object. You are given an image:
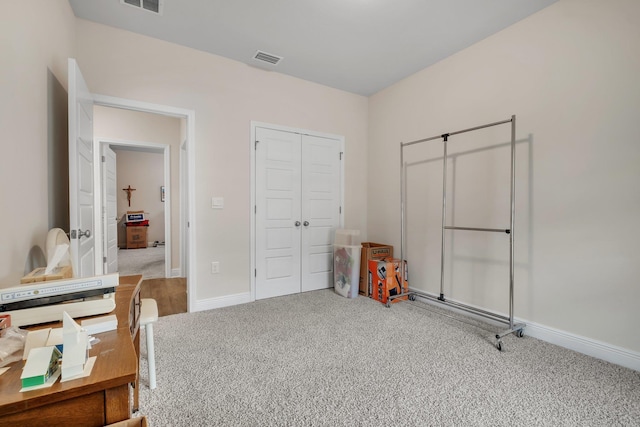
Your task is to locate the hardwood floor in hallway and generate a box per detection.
[140,277,187,317]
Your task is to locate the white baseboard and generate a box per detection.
[192,292,251,312]
[170,268,181,278]
[411,293,639,371]
[518,319,640,372]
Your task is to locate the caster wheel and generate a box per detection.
[516,329,524,338]
[409,294,416,301]
[385,301,391,308]
[496,341,503,351]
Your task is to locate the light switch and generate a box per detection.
[212,197,224,209]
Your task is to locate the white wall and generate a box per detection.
[113,149,164,246]
[94,105,182,269]
[3,0,636,362]
[0,1,76,284]
[76,19,369,301]
[368,0,640,353]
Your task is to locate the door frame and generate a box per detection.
[91,94,197,312]
[180,140,189,280]
[97,138,172,278]
[250,121,345,302]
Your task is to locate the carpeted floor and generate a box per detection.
[137,290,640,426]
[118,246,165,279]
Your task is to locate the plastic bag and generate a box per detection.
[0,326,28,367]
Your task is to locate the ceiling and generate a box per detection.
[68,0,557,96]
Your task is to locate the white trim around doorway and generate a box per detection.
[92,94,197,313]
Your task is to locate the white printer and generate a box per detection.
[0,273,119,327]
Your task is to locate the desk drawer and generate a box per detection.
[0,390,104,426]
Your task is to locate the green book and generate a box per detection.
[21,346,62,388]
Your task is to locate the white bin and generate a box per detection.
[333,229,361,299]
[334,229,361,246]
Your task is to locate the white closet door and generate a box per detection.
[301,135,342,292]
[255,128,302,299]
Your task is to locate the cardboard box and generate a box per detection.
[368,258,409,305]
[126,226,147,249]
[20,265,73,284]
[359,243,393,296]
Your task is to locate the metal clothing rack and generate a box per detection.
[390,115,524,351]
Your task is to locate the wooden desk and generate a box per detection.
[0,275,142,427]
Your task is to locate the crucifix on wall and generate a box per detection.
[123,185,136,207]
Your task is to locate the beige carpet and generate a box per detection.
[118,246,165,279]
[136,290,640,426]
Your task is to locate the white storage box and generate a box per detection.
[334,229,361,299]
[124,211,147,223]
[334,229,361,246]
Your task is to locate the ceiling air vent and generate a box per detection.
[253,50,283,66]
[121,0,163,15]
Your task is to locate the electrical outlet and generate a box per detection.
[211,261,220,274]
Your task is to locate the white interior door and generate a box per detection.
[102,145,118,274]
[255,128,302,299]
[301,135,342,292]
[68,58,95,278]
[255,127,342,299]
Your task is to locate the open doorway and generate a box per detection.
[94,105,178,278]
[101,140,169,279]
[95,107,187,316]
[90,99,195,315]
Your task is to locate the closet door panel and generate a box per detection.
[301,135,342,292]
[256,128,302,299]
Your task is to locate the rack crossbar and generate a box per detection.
[448,118,513,137]
[444,226,510,234]
[402,134,442,147]
[404,290,509,323]
[401,117,512,147]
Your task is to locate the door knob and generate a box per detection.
[295,221,301,227]
[70,229,91,239]
[303,221,310,227]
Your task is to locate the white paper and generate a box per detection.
[23,329,51,360]
[45,243,70,275]
[45,327,63,347]
[81,315,118,334]
[61,311,89,381]
[60,356,96,382]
